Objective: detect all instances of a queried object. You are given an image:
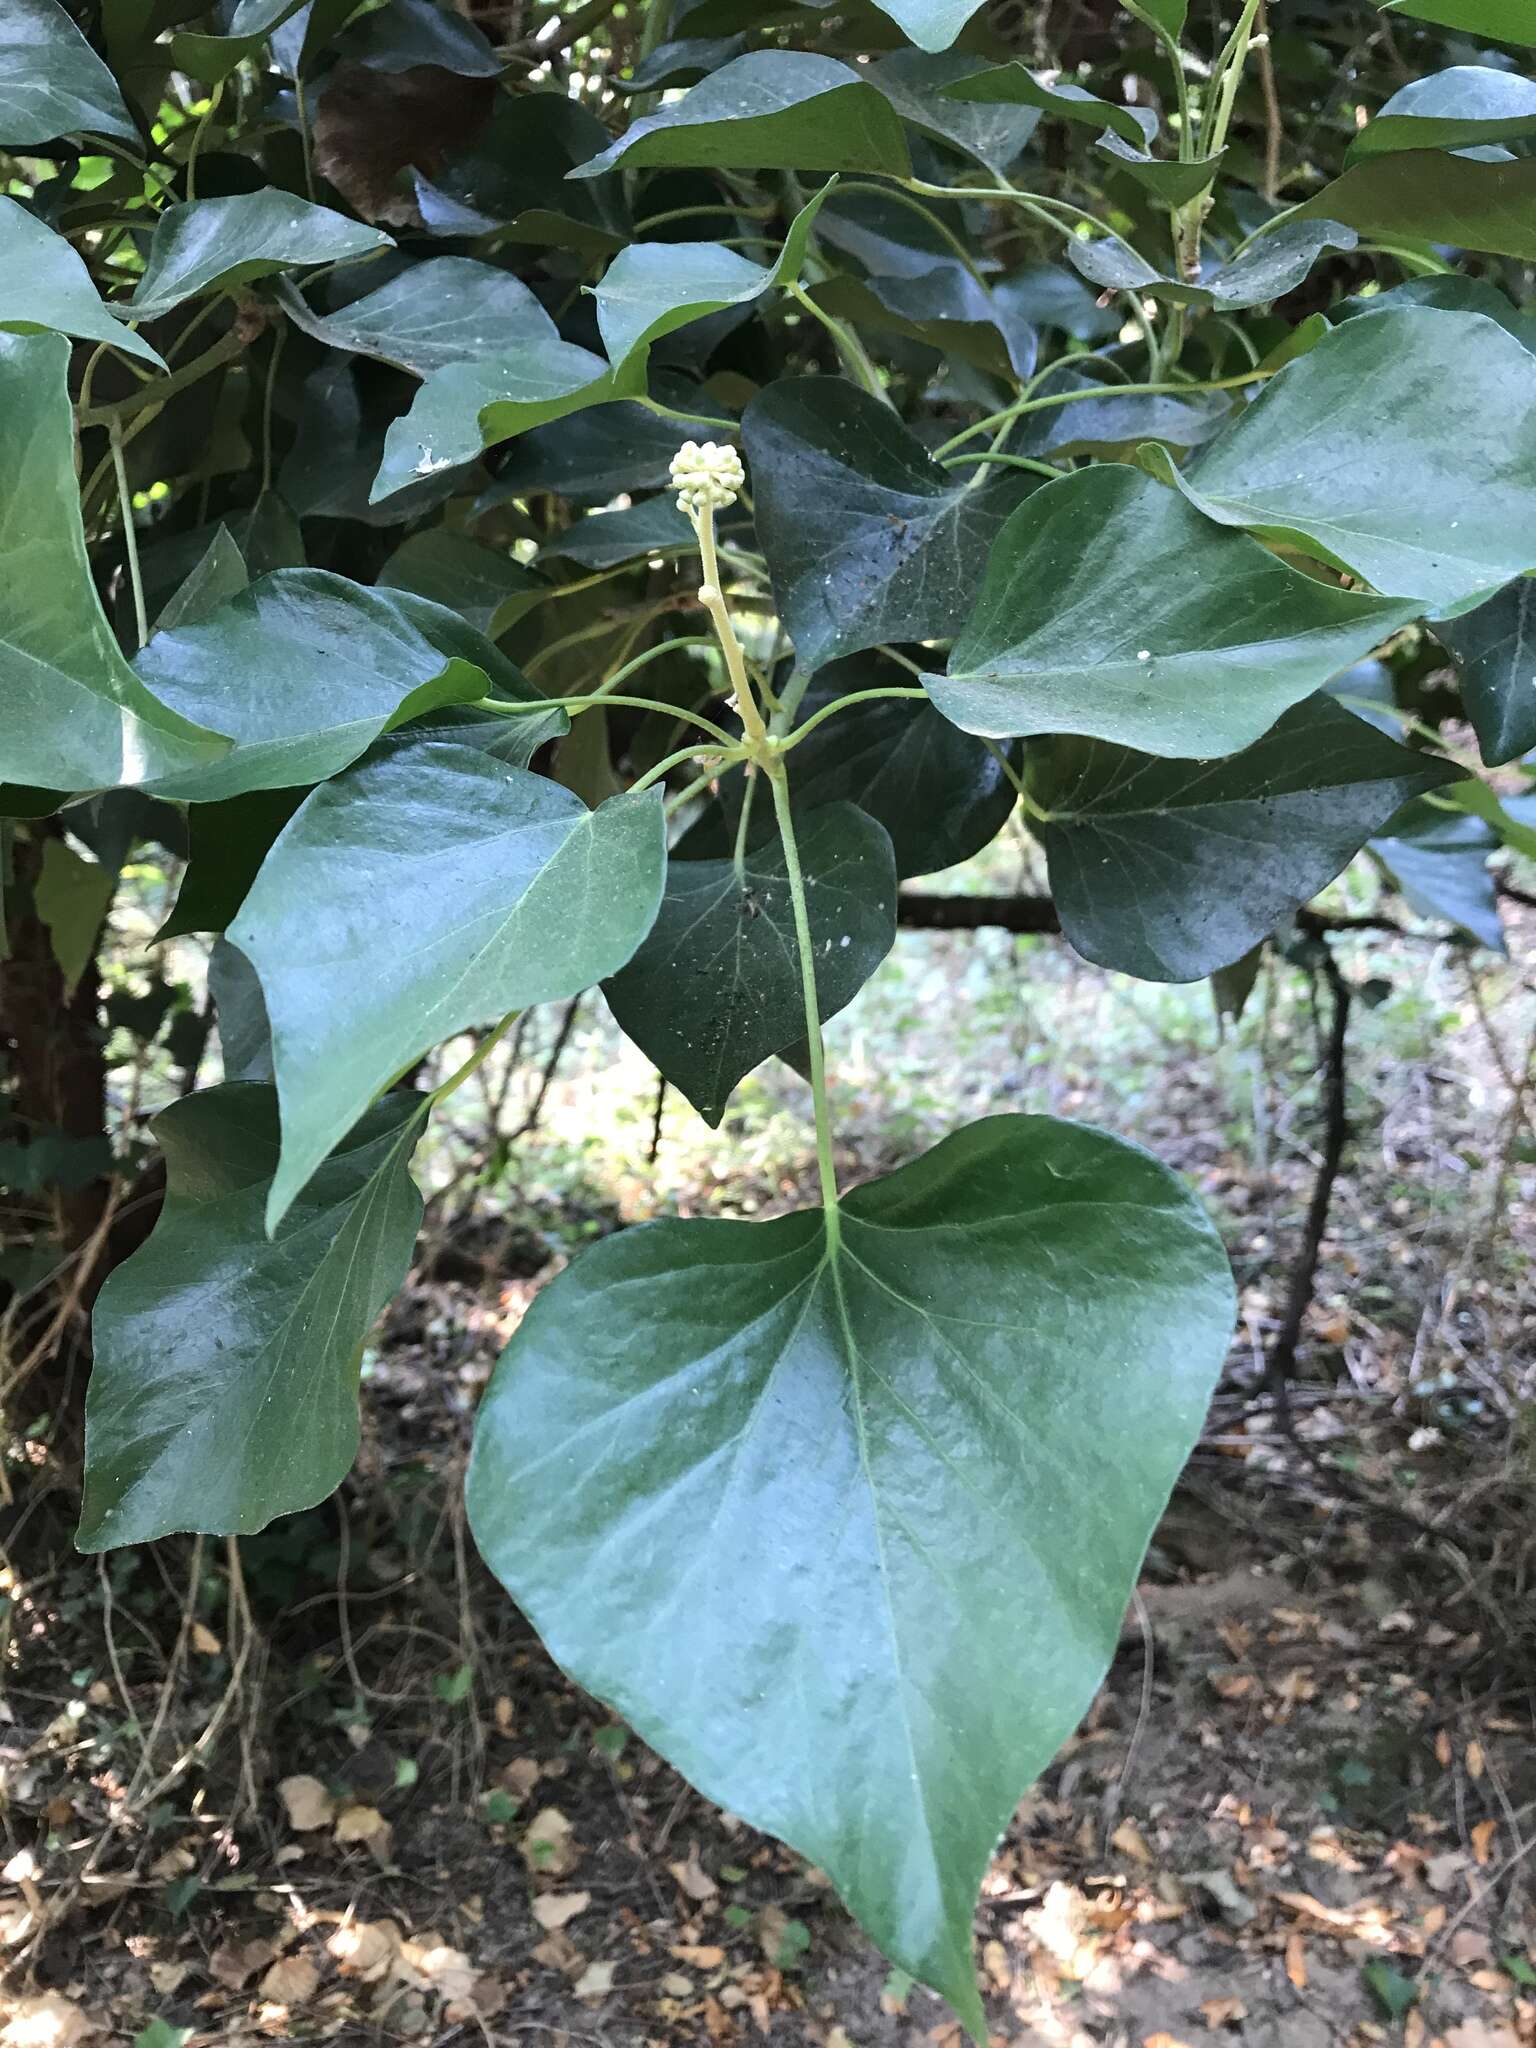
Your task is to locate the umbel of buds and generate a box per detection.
[670,439,744,517]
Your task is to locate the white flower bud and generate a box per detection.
[670,438,745,515]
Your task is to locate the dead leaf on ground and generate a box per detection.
[574,1958,616,2001]
[1471,1818,1497,1865]
[334,1803,393,1863]
[1199,1996,1248,2029]
[672,1942,726,1968]
[147,1843,195,1880]
[1445,2025,1521,2048]
[1111,1818,1153,1863]
[520,1806,578,1877]
[327,1917,398,1979]
[0,1995,99,2044]
[531,1890,591,1931]
[147,1959,190,1994]
[670,1843,719,1899]
[210,1935,278,1989]
[1284,1932,1308,1989]
[278,1774,335,1832]
[258,1953,320,2005]
[190,1620,222,1655]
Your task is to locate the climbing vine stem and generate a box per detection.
[767,764,842,1244]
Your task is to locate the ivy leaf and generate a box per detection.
[482,397,691,506]
[744,377,1031,675]
[209,937,273,1083]
[36,838,116,993]
[1347,65,1536,160]
[378,531,548,637]
[1297,152,1536,261]
[0,0,137,144]
[1372,801,1504,949]
[1379,0,1535,44]
[170,0,307,83]
[593,191,825,392]
[154,526,249,634]
[1094,135,1224,206]
[1433,578,1536,766]
[1011,371,1230,458]
[1154,308,1536,611]
[539,498,699,570]
[569,52,911,180]
[467,1112,1236,2032]
[79,1085,424,1550]
[1034,697,1460,981]
[619,34,748,92]
[605,802,897,1125]
[942,63,1161,150]
[0,196,162,365]
[925,466,1418,757]
[0,334,229,796]
[371,341,615,505]
[127,192,391,320]
[330,0,502,75]
[158,788,306,941]
[1066,219,1358,310]
[415,92,628,256]
[1339,274,1536,353]
[134,572,527,802]
[278,257,556,375]
[870,0,985,46]
[230,743,666,1227]
[866,50,1040,175]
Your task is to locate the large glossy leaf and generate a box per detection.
[482,396,689,505]
[331,0,502,74]
[871,0,985,46]
[1034,698,1460,981]
[79,1085,424,1550]
[942,61,1157,148]
[1156,308,1536,612]
[924,466,1418,757]
[744,377,1030,675]
[133,572,540,802]
[467,1112,1236,2031]
[1373,802,1504,949]
[415,92,628,255]
[1066,218,1358,310]
[1339,274,1536,353]
[0,0,136,143]
[0,197,162,365]
[127,193,391,320]
[1297,152,1536,262]
[371,341,615,504]
[605,802,896,1124]
[1434,578,1536,766]
[0,334,229,795]
[1348,65,1536,159]
[170,0,306,83]
[594,192,824,391]
[278,257,555,375]
[538,498,699,569]
[159,788,306,941]
[569,51,912,179]
[230,743,666,1226]
[1380,0,1535,44]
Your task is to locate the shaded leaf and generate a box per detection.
[208,936,272,1083]
[157,788,306,941]
[1067,218,1359,310]
[570,51,911,180]
[0,195,162,364]
[0,0,136,143]
[1380,0,1535,44]
[278,255,555,375]
[1434,577,1536,766]
[378,530,548,636]
[467,1113,1235,2032]
[1297,151,1536,261]
[80,1085,423,1549]
[866,49,1040,175]
[127,192,391,320]
[605,801,896,1124]
[170,0,307,83]
[925,466,1417,757]
[744,376,1031,674]
[1347,65,1536,160]
[942,61,1157,148]
[1373,801,1504,949]
[1155,307,1536,610]
[334,0,502,75]
[414,91,627,254]
[1338,273,1536,353]
[153,526,248,634]
[230,742,666,1225]
[0,333,229,795]
[36,838,114,992]
[1034,696,1460,981]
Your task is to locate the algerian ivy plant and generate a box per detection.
[3,0,1535,2027]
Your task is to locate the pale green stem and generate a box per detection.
[111,419,148,650]
[631,741,740,796]
[783,685,930,751]
[934,365,1270,459]
[787,281,890,406]
[479,691,741,750]
[695,503,767,746]
[638,394,737,434]
[732,767,759,883]
[432,1010,521,1106]
[767,766,841,1239]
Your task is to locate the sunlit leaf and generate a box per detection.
[0,0,136,143]
[128,192,391,320]
[0,195,162,364]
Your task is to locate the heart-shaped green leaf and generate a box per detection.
[1067,218,1358,310]
[467,1112,1236,2032]
[279,256,556,375]
[0,333,230,796]
[569,51,911,179]
[1155,308,1536,611]
[1373,801,1504,949]
[128,192,391,320]
[0,0,136,143]
[744,377,1031,674]
[378,531,549,637]
[605,801,896,1124]
[1034,696,1460,981]
[0,196,162,364]
[870,0,985,47]
[924,466,1417,757]
[79,1084,424,1550]
[942,62,1160,149]
[1433,578,1536,766]
[1379,0,1535,45]
[170,0,308,83]
[866,50,1040,175]
[135,571,549,801]
[230,742,666,1226]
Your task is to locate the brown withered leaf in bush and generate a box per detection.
[313,64,497,227]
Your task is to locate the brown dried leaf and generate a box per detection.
[327,1918,398,1980]
[574,1959,616,2001]
[0,1995,100,2044]
[1111,1818,1153,1864]
[1284,1933,1308,1990]
[278,1774,335,1832]
[531,1890,591,1931]
[1471,1819,1498,1866]
[259,1954,320,2005]
[210,1936,278,1989]
[1199,1996,1248,2029]
[669,1846,719,1901]
[520,1807,578,1877]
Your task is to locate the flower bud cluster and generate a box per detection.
[670,439,744,516]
